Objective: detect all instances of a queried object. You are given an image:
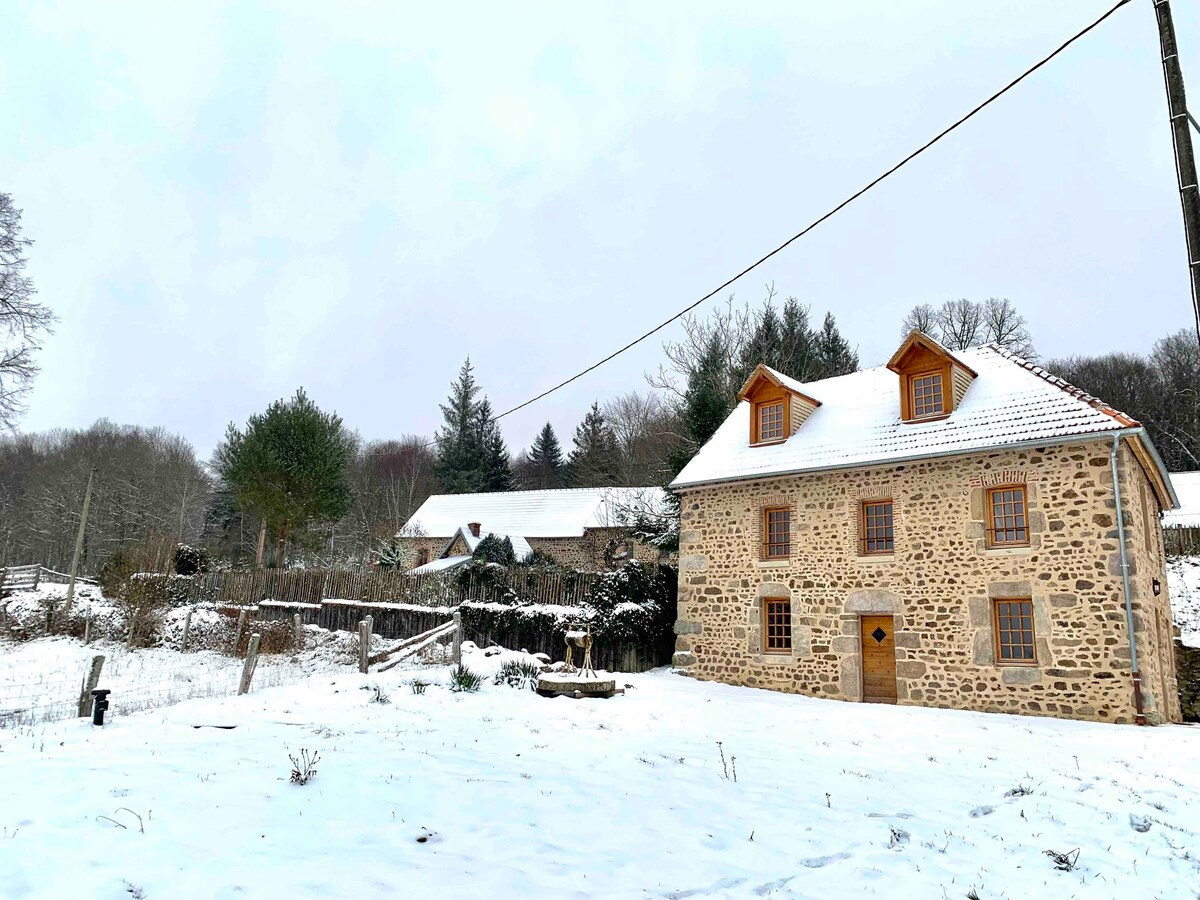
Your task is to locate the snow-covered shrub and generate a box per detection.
[160,604,235,652]
[0,585,125,642]
[494,659,540,690]
[173,544,210,576]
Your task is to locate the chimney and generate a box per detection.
[468,522,481,538]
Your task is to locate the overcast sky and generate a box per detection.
[3,1,1198,461]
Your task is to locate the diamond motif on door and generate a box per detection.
[871,626,887,643]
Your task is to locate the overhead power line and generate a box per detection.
[363,0,1132,458]
[490,0,1133,422]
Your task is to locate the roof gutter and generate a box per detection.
[672,428,1148,492]
[1110,432,1146,726]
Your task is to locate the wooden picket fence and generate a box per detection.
[169,567,598,609]
[1165,527,1200,557]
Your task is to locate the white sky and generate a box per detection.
[2,1,1197,460]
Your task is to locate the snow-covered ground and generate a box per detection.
[0,646,1196,899]
[1169,555,1200,647]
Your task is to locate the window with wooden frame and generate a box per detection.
[763,507,791,559]
[755,399,786,444]
[993,599,1036,664]
[986,485,1029,547]
[909,371,945,419]
[860,499,894,555]
[763,597,792,653]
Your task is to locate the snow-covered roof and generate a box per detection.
[409,555,472,575]
[1164,472,1200,528]
[672,344,1175,501]
[403,487,669,538]
[444,526,534,563]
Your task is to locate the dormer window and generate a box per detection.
[887,331,976,424]
[910,371,945,419]
[757,401,785,442]
[738,364,822,447]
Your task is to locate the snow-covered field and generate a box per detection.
[0,635,340,727]
[1169,555,1200,647]
[0,645,1196,899]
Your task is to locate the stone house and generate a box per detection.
[670,332,1182,725]
[399,487,669,574]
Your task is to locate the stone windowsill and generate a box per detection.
[755,560,789,570]
[854,553,895,565]
[755,652,798,665]
[981,545,1034,558]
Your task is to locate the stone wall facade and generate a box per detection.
[402,527,666,572]
[673,440,1182,725]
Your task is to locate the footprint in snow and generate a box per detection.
[665,876,748,898]
[969,806,995,818]
[800,851,852,868]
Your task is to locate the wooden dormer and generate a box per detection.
[738,364,822,446]
[886,331,977,423]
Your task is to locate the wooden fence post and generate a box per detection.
[358,619,371,673]
[77,655,105,717]
[181,607,193,652]
[83,615,92,645]
[293,613,304,654]
[235,609,248,654]
[453,611,462,665]
[238,634,260,695]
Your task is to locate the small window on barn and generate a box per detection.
[763,597,792,653]
[987,485,1029,547]
[994,599,1036,664]
[910,371,945,419]
[860,500,894,555]
[756,400,786,443]
[763,507,791,559]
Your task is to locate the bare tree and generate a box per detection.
[603,391,687,486]
[901,303,938,336]
[901,297,1035,357]
[938,299,986,350]
[0,193,56,428]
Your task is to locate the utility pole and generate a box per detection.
[1152,0,1200,344]
[63,467,96,614]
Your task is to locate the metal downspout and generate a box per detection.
[1110,433,1146,725]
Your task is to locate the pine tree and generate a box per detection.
[213,388,354,568]
[525,422,565,489]
[473,398,512,492]
[684,334,734,449]
[780,298,819,381]
[567,402,620,487]
[737,302,784,381]
[813,312,859,378]
[434,359,483,493]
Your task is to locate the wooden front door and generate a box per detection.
[860,615,898,704]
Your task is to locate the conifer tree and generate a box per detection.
[683,333,733,452]
[214,388,353,568]
[780,298,820,381]
[474,398,512,493]
[524,422,565,489]
[567,402,620,487]
[433,359,512,493]
[813,312,859,378]
[434,359,484,493]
